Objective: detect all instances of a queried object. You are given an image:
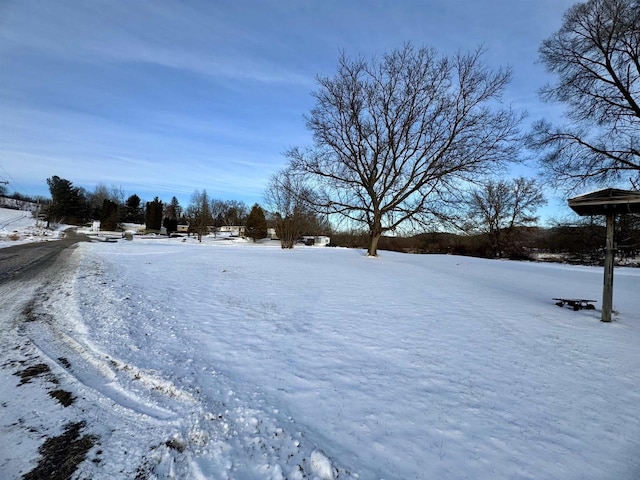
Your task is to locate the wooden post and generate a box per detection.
[601,211,615,322]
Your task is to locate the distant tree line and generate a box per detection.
[330,216,640,264]
[37,175,330,245]
[6,169,637,262]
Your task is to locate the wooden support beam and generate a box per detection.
[601,211,615,322]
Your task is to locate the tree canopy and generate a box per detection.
[288,44,522,256]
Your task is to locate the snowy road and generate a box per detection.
[0,234,85,283]
[0,238,102,479]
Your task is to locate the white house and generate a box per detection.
[217,225,246,237]
[301,235,331,246]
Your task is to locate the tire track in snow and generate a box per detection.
[24,318,189,421]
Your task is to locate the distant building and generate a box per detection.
[301,235,331,246]
[217,225,246,237]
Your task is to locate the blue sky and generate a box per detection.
[0,0,578,219]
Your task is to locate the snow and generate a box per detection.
[0,206,61,246]
[0,213,639,479]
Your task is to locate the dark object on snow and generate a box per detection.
[553,298,597,311]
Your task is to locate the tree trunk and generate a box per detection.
[368,219,383,256]
[368,233,381,256]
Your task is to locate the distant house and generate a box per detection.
[217,225,246,237]
[177,224,189,233]
[267,227,278,239]
[301,235,331,246]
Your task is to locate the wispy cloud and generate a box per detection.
[1,0,313,86]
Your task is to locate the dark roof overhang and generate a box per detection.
[568,188,640,216]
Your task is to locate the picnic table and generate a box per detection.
[553,298,597,311]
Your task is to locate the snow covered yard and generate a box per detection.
[0,208,37,242]
[2,236,640,479]
[0,206,58,246]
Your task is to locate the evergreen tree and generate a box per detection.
[101,199,120,231]
[245,203,268,242]
[163,196,181,236]
[46,175,88,225]
[145,197,163,231]
[163,217,178,236]
[125,194,143,223]
[165,196,182,220]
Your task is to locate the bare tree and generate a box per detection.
[465,177,546,257]
[186,190,213,242]
[109,185,125,206]
[87,183,110,220]
[210,199,227,232]
[529,0,640,190]
[211,199,248,227]
[264,169,314,249]
[287,44,522,256]
[87,184,125,221]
